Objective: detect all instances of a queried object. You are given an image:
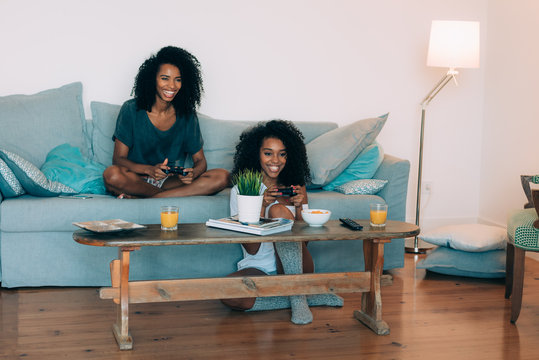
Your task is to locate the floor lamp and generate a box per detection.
[405,20,480,254]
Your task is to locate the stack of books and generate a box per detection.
[206,216,293,236]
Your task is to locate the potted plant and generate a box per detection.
[233,169,264,223]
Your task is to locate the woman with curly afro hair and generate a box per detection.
[103,46,229,198]
[223,120,343,323]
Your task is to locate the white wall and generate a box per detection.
[479,0,539,227]
[0,0,490,230]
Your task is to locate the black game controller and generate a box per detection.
[276,187,297,197]
[164,166,188,176]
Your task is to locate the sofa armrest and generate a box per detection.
[373,154,410,221]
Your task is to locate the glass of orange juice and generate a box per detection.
[161,206,179,231]
[370,203,388,227]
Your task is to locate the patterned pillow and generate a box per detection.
[334,179,388,195]
[0,157,25,197]
[0,149,76,197]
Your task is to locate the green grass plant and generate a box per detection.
[232,169,263,196]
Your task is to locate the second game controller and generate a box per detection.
[276,187,297,196]
[164,166,188,176]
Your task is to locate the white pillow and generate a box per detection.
[419,224,507,252]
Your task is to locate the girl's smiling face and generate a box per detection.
[155,63,182,102]
[259,137,287,180]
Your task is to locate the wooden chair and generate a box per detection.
[505,208,539,323]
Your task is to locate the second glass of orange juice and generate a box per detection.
[161,206,179,231]
[369,203,388,227]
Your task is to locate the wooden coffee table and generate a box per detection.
[74,220,419,350]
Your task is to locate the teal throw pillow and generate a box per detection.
[416,246,505,278]
[333,179,388,195]
[0,157,25,198]
[0,149,76,197]
[306,114,388,188]
[41,143,108,194]
[323,142,384,191]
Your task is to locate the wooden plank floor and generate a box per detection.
[2,253,539,360]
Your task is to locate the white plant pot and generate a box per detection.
[237,194,264,223]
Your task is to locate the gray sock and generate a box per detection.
[247,296,291,312]
[274,241,313,325]
[246,293,343,312]
[307,293,344,307]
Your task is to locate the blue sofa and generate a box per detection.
[0,83,410,288]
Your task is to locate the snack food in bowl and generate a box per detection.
[301,209,331,227]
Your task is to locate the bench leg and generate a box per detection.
[353,238,390,335]
[505,242,514,299]
[112,248,133,350]
[510,247,526,323]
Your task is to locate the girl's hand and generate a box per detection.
[262,188,278,209]
[178,168,194,184]
[290,185,305,208]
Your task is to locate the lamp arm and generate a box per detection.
[420,69,458,109]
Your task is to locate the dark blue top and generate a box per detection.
[112,99,203,167]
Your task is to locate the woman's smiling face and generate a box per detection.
[259,137,287,180]
[155,63,182,102]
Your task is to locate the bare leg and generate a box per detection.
[152,169,229,197]
[104,166,229,198]
[220,267,267,310]
[103,166,161,198]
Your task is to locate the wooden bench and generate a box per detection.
[74,220,419,350]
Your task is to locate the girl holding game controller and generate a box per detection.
[224,120,316,314]
[102,46,229,198]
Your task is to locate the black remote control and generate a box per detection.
[339,218,363,230]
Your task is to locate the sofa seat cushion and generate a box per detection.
[0,191,231,232]
[0,82,87,168]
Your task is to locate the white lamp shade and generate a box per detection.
[427,20,480,69]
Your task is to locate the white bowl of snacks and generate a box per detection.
[301,209,331,227]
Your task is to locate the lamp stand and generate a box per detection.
[405,69,457,254]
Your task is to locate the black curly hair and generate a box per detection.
[132,46,203,116]
[232,120,311,186]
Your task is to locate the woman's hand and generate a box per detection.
[149,159,169,180]
[178,168,194,184]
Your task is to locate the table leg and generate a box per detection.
[112,247,133,350]
[353,238,390,335]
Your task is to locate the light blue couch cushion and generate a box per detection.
[416,246,506,278]
[90,101,121,167]
[0,157,25,198]
[323,142,384,191]
[0,82,86,168]
[307,114,388,187]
